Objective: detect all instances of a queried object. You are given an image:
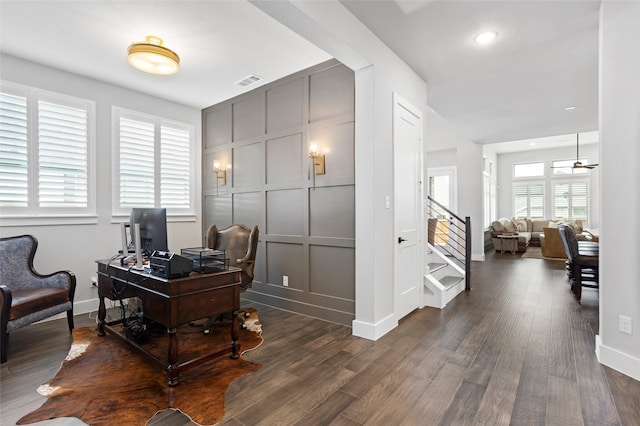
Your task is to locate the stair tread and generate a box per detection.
[440,275,464,289]
[427,262,447,273]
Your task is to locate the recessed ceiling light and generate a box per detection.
[529,142,537,146]
[564,106,576,110]
[474,31,498,44]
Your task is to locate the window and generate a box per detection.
[554,181,588,223]
[552,159,589,175]
[514,162,545,178]
[0,82,95,220]
[483,175,496,227]
[514,182,544,219]
[113,108,193,217]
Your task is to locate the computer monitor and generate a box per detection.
[129,208,168,257]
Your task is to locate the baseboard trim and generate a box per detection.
[352,313,397,341]
[74,298,100,316]
[241,290,354,326]
[471,253,485,262]
[595,334,640,381]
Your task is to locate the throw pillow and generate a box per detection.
[548,221,558,228]
[504,220,516,232]
[512,217,527,232]
[491,220,505,232]
[573,219,584,233]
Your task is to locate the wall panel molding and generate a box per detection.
[202,59,355,325]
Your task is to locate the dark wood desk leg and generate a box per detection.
[231,310,240,359]
[97,294,106,336]
[167,327,179,386]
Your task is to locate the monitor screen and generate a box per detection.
[129,208,168,256]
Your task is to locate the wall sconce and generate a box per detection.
[308,143,325,190]
[213,161,229,196]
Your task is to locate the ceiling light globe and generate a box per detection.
[127,36,180,75]
[474,31,498,44]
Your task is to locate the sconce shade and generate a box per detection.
[308,143,325,190]
[128,36,180,75]
[213,161,228,195]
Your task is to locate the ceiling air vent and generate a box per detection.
[235,74,263,87]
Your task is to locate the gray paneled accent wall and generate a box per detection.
[202,59,355,325]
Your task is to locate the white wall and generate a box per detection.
[496,144,600,227]
[253,0,428,339]
[425,108,485,261]
[597,1,640,381]
[426,149,457,168]
[0,54,203,315]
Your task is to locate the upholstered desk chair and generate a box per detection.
[207,224,259,291]
[0,234,76,363]
[203,224,259,329]
[558,225,599,301]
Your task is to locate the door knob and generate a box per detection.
[398,237,407,243]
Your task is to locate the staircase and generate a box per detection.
[423,196,471,309]
[423,244,466,308]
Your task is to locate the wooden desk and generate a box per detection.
[96,259,242,386]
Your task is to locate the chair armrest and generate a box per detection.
[0,284,12,322]
[235,226,259,266]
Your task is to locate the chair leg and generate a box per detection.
[575,267,583,301]
[66,308,75,332]
[1,331,7,364]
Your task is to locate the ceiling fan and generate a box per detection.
[552,133,599,170]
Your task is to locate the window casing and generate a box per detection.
[0,81,95,221]
[514,182,544,219]
[113,107,194,217]
[553,181,588,223]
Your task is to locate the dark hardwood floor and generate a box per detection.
[2,250,639,425]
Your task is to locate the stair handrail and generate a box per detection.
[426,195,472,291]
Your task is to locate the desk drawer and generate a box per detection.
[176,286,237,324]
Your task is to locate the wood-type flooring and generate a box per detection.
[2,250,639,425]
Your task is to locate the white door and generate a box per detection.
[393,93,423,320]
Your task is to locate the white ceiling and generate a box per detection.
[0,1,331,109]
[0,0,601,150]
[341,0,601,145]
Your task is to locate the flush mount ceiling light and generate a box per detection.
[474,31,498,44]
[127,35,180,75]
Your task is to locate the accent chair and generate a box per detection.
[0,234,76,363]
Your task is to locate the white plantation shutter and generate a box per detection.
[554,183,569,218]
[119,118,155,208]
[160,126,190,208]
[0,83,94,220]
[529,184,544,219]
[514,182,544,219]
[571,182,588,221]
[0,92,28,207]
[115,108,193,215]
[38,101,88,207]
[554,181,588,222]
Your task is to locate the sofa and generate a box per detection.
[489,217,531,252]
[490,217,585,253]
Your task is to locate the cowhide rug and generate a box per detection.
[18,309,263,426]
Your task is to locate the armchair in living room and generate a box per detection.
[540,227,568,259]
[0,234,76,363]
[201,224,259,330]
